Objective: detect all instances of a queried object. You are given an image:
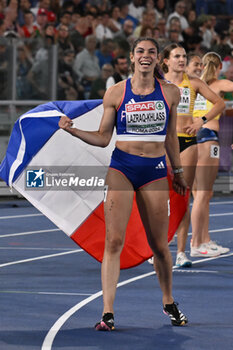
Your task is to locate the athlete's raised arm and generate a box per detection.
[58,84,122,147]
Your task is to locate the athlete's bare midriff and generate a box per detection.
[115,140,165,157]
[176,114,194,134]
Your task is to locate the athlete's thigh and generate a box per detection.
[104,168,134,239]
[196,141,219,191]
[136,178,170,248]
[180,144,198,188]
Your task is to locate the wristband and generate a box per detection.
[201,116,208,124]
[172,167,184,174]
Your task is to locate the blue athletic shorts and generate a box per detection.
[109,147,167,190]
[196,127,219,143]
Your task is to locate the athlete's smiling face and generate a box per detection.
[165,47,187,73]
[186,56,203,77]
[131,40,158,73]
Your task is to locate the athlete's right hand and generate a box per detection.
[172,173,188,196]
[59,116,73,131]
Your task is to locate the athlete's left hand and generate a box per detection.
[172,174,188,196]
[183,118,203,135]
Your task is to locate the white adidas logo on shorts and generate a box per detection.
[155,161,165,169]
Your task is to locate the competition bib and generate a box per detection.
[194,93,207,111]
[125,101,166,134]
[177,87,190,114]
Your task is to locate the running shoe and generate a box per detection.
[175,252,192,267]
[190,243,220,257]
[95,312,115,331]
[148,257,154,265]
[207,240,230,254]
[163,302,188,326]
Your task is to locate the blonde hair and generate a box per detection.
[201,52,222,84]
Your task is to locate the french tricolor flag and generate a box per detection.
[0,100,188,269]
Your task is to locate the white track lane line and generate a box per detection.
[209,201,233,205]
[209,212,233,217]
[0,249,83,268]
[1,226,232,239]
[0,228,61,238]
[0,213,43,219]
[0,247,75,251]
[187,227,233,236]
[0,291,92,296]
[41,252,233,350]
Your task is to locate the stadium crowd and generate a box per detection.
[0,0,233,100]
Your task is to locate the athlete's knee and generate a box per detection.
[153,244,170,260]
[195,190,212,203]
[105,235,124,254]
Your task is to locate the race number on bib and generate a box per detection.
[177,87,190,114]
[210,144,220,158]
[125,101,166,134]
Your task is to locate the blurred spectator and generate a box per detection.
[17,0,32,26]
[33,23,56,60]
[57,24,74,56]
[34,8,48,35]
[82,11,95,37]
[73,34,100,98]
[106,55,129,89]
[145,0,159,21]
[139,25,154,37]
[59,11,72,29]
[27,32,53,99]
[187,9,197,28]
[69,15,86,54]
[198,14,217,50]
[0,0,5,21]
[182,31,202,54]
[89,63,113,99]
[229,18,233,33]
[95,38,114,68]
[107,5,122,35]
[128,0,145,22]
[66,0,84,15]
[111,38,130,58]
[0,37,9,99]
[3,0,18,36]
[20,10,39,38]
[166,1,189,32]
[114,19,135,42]
[212,32,232,60]
[227,29,233,50]
[134,9,156,38]
[168,29,184,45]
[118,2,139,29]
[166,16,184,42]
[95,11,113,41]
[154,0,168,21]
[16,43,33,99]
[85,0,110,13]
[0,17,5,36]
[50,0,60,15]
[61,1,74,14]
[57,48,84,100]
[157,17,167,37]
